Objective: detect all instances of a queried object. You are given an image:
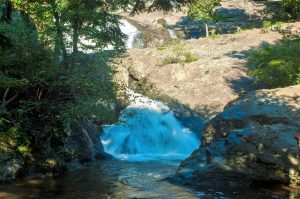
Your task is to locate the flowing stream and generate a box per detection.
[0,91,292,198]
[0,19,298,199]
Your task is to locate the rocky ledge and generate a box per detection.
[175,85,300,187]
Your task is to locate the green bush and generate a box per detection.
[162,42,198,65]
[210,33,220,38]
[0,9,122,173]
[247,38,300,88]
[282,0,300,19]
[262,20,285,29]
[184,52,199,63]
[263,21,272,28]
[157,18,167,27]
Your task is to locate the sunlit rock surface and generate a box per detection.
[175,85,300,186]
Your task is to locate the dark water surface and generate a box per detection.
[0,159,299,199]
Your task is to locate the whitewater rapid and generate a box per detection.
[100,90,200,161]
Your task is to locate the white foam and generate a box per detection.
[101,90,200,161]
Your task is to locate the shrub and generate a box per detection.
[263,21,272,28]
[184,52,199,63]
[162,42,198,65]
[210,33,220,38]
[282,0,300,19]
[156,46,166,51]
[247,38,300,88]
[157,18,167,27]
[262,20,285,29]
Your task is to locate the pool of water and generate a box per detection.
[0,158,299,199]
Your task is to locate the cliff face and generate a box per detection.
[175,85,300,186]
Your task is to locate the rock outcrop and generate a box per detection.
[64,119,111,165]
[0,119,110,182]
[113,27,284,120]
[175,85,300,186]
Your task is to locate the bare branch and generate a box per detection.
[1,88,19,108]
[2,87,10,103]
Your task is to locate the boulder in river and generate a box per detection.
[175,85,300,187]
[64,119,111,165]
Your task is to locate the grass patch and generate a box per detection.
[156,46,166,51]
[162,42,198,65]
[210,33,220,38]
[263,20,286,29]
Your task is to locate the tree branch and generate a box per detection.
[1,87,19,108]
[2,87,10,103]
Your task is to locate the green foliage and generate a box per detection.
[214,13,232,22]
[262,20,285,29]
[184,52,199,63]
[0,75,29,90]
[0,3,122,173]
[273,21,286,26]
[263,21,272,28]
[157,18,167,27]
[188,0,221,37]
[210,33,220,38]
[13,0,126,54]
[282,0,300,19]
[130,0,193,14]
[188,0,221,22]
[0,0,196,178]
[162,42,198,65]
[156,46,166,51]
[248,38,300,88]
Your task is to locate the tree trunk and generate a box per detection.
[205,22,209,37]
[72,18,79,55]
[50,0,67,58]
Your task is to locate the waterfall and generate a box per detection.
[101,90,200,161]
[66,19,142,53]
[119,19,143,49]
[167,29,178,39]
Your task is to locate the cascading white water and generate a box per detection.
[101,90,200,161]
[167,29,178,39]
[75,19,141,52]
[119,19,142,49]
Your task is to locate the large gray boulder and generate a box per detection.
[175,85,300,186]
[64,119,111,165]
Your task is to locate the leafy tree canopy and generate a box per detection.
[188,0,220,22]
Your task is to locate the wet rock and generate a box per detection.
[0,158,24,182]
[64,119,111,163]
[175,85,300,186]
